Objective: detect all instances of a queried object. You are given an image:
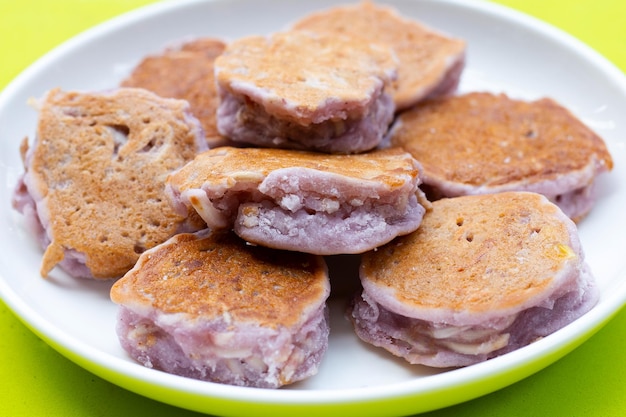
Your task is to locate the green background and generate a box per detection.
[1,0,624,416]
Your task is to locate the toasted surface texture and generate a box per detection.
[291,1,466,110]
[214,30,397,124]
[111,230,330,388]
[361,192,582,320]
[352,192,597,367]
[389,92,613,220]
[111,231,329,326]
[166,146,425,254]
[121,37,228,147]
[13,88,206,279]
[168,146,420,192]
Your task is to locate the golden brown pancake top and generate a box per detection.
[390,92,614,187]
[28,88,204,279]
[167,146,420,193]
[214,30,397,123]
[110,231,329,328]
[291,1,466,110]
[121,37,226,146]
[361,192,580,314]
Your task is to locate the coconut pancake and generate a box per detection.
[111,229,330,388]
[291,1,466,110]
[121,37,229,148]
[12,88,207,279]
[214,30,397,153]
[388,92,614,221]
[166,146,427,255]
[350,192,598,367]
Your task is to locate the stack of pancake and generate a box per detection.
[12,2,612,388]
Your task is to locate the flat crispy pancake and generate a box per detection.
[291,1,466,110]
[168,146,419,194]
[110,230,329,329]
[389,92,613,189]
[361,192,583,321]
[24,88,205,279]
[214,30,397,124]
[121,37,227,147]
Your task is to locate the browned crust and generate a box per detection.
[110,231,329,328]
[121,37,227,146]
[28,88,204,279]
[390,92,614,187]
[214,30,397,124]
[291,1,466,110]
[167,146,420,193]
[361,192,579,313]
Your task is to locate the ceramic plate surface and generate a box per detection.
[1,0,625,416]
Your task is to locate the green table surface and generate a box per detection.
[1,1,625,416]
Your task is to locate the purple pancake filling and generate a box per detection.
[216,86,395,154]
[349,264,598,367]
[116,303,330,388]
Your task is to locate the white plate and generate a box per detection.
[1,0,625,415]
